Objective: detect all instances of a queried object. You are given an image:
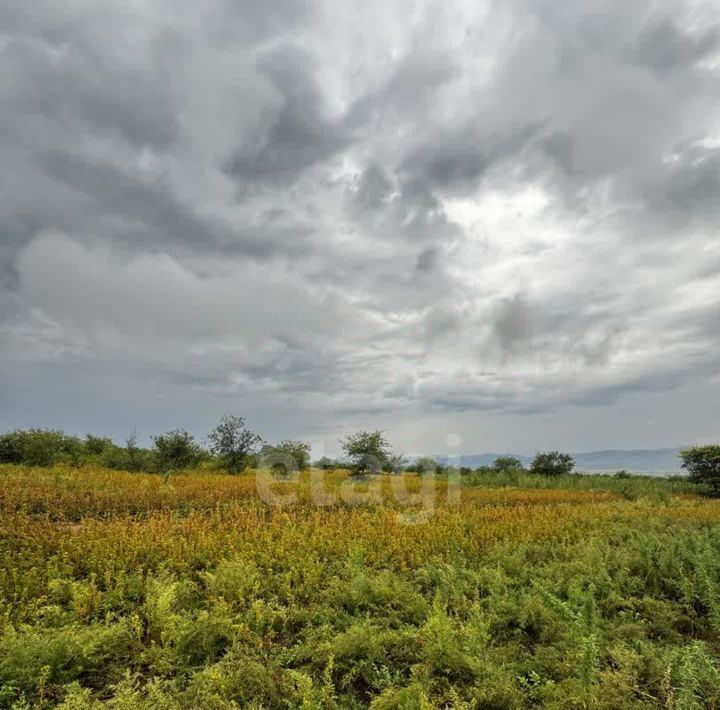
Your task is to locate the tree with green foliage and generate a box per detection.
[207,415,262,473]
[152,429,202,472]
[408,456,439,475]
[260,440,311,474]
[680,445,720,496]
[530,451,575,477]
[492,456,525,473]
[340,430,392,477]
[84,434,114,456]
[17,429,67,467]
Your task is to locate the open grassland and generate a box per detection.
[1,466,720,708]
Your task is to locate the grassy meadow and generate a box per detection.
[1,465,720,708]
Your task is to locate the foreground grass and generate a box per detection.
[0,465,719,708]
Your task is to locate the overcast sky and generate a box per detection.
[2,0,720,455]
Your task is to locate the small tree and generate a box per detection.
[152,429,202,472]
[680,445,720,496]
[340,430,392,477]
[125,431,142,472]
[492,456,524,473]
[530,451,575,477]
[409,456,439,475]
[207,415,262,473]
[260,440,311,474]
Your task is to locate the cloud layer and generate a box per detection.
[2,0,720,453]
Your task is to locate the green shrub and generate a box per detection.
[0,430,26,464]
[0,622,140,699]
[680,445,720,496]
[0,429,84,467]
[492,456,525,473]
[83,435,114,457]
[530,451,575,477]
[103,448,155,473]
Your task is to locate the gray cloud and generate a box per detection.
[632,19,720,74]
[204,0,315,45]
[224,42,351,188]
[1,35,178,150]
[491,295,537,355]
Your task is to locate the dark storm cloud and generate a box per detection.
[224,42,351,188]
[39,151,222,243]
[11,149,315,261]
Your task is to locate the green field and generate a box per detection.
[1,465,720,709]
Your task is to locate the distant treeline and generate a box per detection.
[0,422,576,478]
[0,416,308,475]
[1,420,719,494]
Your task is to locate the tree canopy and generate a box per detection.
[340,430,392,476]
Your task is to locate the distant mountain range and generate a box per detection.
[432,448,686,475]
